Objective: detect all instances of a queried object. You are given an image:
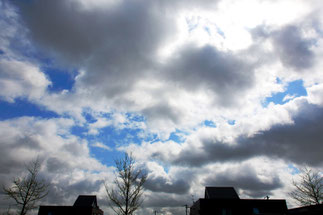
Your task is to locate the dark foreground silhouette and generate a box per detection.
[38,195,103,215]
[190,187,287,215]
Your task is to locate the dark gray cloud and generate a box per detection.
[0,1,32,57]
[15,0,175,97]
[62,142,87,156]
[144,176,190,195]
[68,179,103,195]
[143,193,190,208]
[18,0,168,62]
[173,101,323,167]
[272,25,315,70]
[163,45,255,106]
[251,24,317,70]
[2,1,323,214]
[142,103,183,125]
[14,0,255,108]
[43,177,104,205]
[0,135,40,174]
[203,165,283,198]
[46,157,71,173]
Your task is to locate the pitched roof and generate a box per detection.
[73,195,98,207]
[204,187,240,199]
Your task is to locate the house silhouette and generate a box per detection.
[190,187,287,215]
[288,204,323,215]
[38,195,103,215]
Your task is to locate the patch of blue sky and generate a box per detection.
[83,124,151,166]
[70,124,119,167]
[126,112,145,122]
[70,125,89,138]
[263,79,307,107]
[185,16,200,32]
[91,146,124,167]
[204,26,211,35]
[0,98,59,120]
[166,129,188,143]
[97,126,144,145]
[168,132,184,143]
[142,134,159,144]
[228,120,236,125]
[73,111,160,165]
[288,164,300,175]
[43,65,77,92]
[204,120,216,128]
[215,26,225,38]
[163,165,170,173]
[82,111,98,124]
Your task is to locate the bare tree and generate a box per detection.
[106,153,147,215]
[289,168,323,206]
[2,158,49,215]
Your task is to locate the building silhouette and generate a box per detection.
[38,195,103,215]
[288,204,323,215]
[190,187,287,215]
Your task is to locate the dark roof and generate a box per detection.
[38,195,103,215]
[190,199,287,215]
[204,187,240,199]
[241,199,288,212]
[38,206,93,215]
[288,204,323,215]
[73,195,98,207]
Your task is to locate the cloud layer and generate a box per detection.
[1,0,323,214]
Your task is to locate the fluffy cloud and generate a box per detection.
[272,25,315,70]
[162,44,256,106]
[1,0,323,214]
[144,162,191,195]
[0,59,50,102]
[0,117,112,210]
[160,99,323,167]
[203,163,283,198]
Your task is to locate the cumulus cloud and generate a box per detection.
[143,162,192,195]
[17,0,174,89]
[12,0,255,123]
[7,0,321,134]
[169,100,323,167]
[272,25,316,70]
[0,59,50,102]
[145,176,190,195]
[162,44,256,106]
[0,117,112,209]
[203,163,283,198]
[1,0,323,214]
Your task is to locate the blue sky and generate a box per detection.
[264,79,308,106]
[1,0,323,214]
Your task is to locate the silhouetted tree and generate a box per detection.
[106,153,147,215]
[2,158,49,215]
[290,168,323,206]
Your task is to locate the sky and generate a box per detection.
[0,0,323,214]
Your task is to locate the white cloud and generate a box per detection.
[307,84,323,106]
[91,142,112,151]
[0,116,113,209]
[1,0,323,214]
[88,118,111,135]
[0,59,50,102]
